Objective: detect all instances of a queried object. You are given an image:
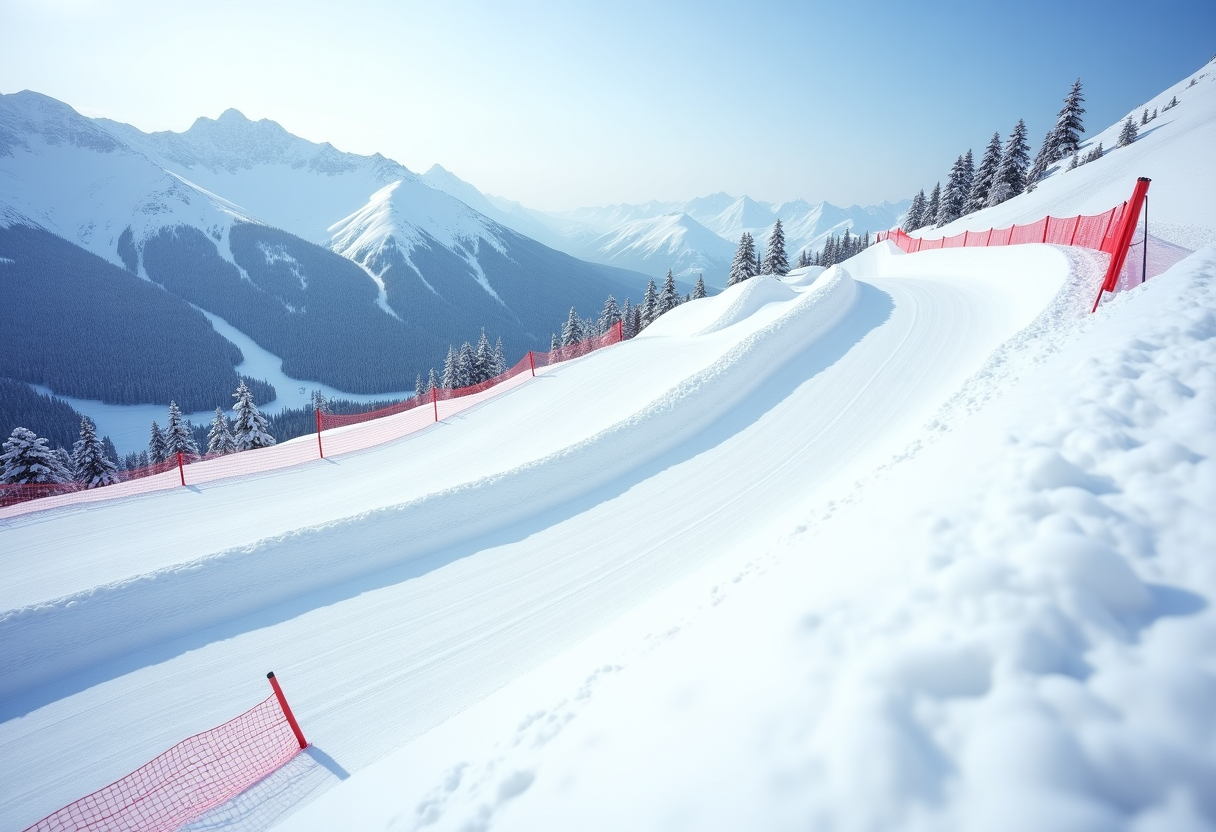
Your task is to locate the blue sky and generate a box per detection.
[2,0,1213,210]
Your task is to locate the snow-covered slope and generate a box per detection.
[908,61,1216,249]
[3,58,1214,832]
[578,212,734,284]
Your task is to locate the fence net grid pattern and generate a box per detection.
[1,323,624,513]
[24,695,302,832]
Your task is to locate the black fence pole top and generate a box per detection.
[267,671,275,679]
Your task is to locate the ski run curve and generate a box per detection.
[3,241,1086,829]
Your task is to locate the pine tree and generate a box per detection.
[311,390,329,414]
[795,250,808,268]
[631,305,643,338]
[1116,116,1138,148]
[903,190,926,232]
[414,373,425,402]
[456,342,477,387]
[493,338,507,376]
[693,274,707,299]
[232,380,275,450]
[475,330,494,383]
[164,400,199,456]
[965,132,1003,214]
[1054,78,1086,158]
[1,427,67,484]
[986,119,1030,207]
[441,346,458,389]
[206,407,237,456]
[1140,108,1149,126]
[925,184,941,228]
[641,280,659,327]
[763,219,790,275]
[148,420,168,464]
[67,418,118,487]
[1082,142,1104,164]
[599,295,622,334]
[659,270,679,315]
[728,232,757,286]
[550,332,561,351]
[1151,107,1157,120]
[754,248,762,276]
[426,368,440,395]
[561,307,584,346]
[1067,152,1079,170]
[621,298,636,339]
[937,154,968,225]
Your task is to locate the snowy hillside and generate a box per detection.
[2,59,1215,832]
[579,212,735,284]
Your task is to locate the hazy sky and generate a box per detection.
[3,0,1213,210]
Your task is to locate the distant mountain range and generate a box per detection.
[0,91,649,409]
[0,90,909,415]
[421,167,910,286]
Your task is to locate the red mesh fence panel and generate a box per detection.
[1,323,626,517]
[1046,215,1078,245]
[1113,233,1193,293]
[988,226,1012,246]
[1100,203,1126,254]
[1009,217,1048,245]
[24,695,301,832]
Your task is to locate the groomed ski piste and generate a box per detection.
[3,62,1215,832]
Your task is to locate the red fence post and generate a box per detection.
[528,350,536,377]
[315,409,324,459]
[177,452,185,487]
[1041,218,1050,243]
[1092,177,1151,312]
[615,319,623,342]
[432,386,438,422]
[266,672,307,749]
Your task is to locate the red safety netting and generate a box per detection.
[320,321,623,433]
[24,695,302,832]
[1,322,625,516]
[875,204,1127,255]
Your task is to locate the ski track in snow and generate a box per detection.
[1,241,1070,830]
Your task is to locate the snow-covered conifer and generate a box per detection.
[427,368,440,395]
[641,280,659,327]
[493,338,506,376]
[903,190,926,232]
[561,307,584,346]
[599,295,622,334]
[441,346,458,389]
[456,342,477,387]
[207,407,237,455]
[1082,142,1103,164]
[621,298,636,339]
[1151,107,1157,120]
[965,132,1003,214]
[1116,116,1139,148]
[414,374,425,402]
[232,380,276,450]
[763,219,789,276]
[1054,78,1086,159]
[728,233,757,286]
[2,427,67,484]
[148,420,168,464]
[631,305,642,337]
[475,330,494,382]
[693,274,707,299]
[987,119,1030,207]
[164,400,199,456]
[925,184,941,228]
[1067,152,1079,170]
[659,270,679,315]
[72,417,119,487]
[937,155,968,225]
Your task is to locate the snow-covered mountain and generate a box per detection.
[0,92,649,409]
[416,166,909,285]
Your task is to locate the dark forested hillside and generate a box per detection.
[143,222,420,393]
[0,377,92,450]
[0,224,248,411]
